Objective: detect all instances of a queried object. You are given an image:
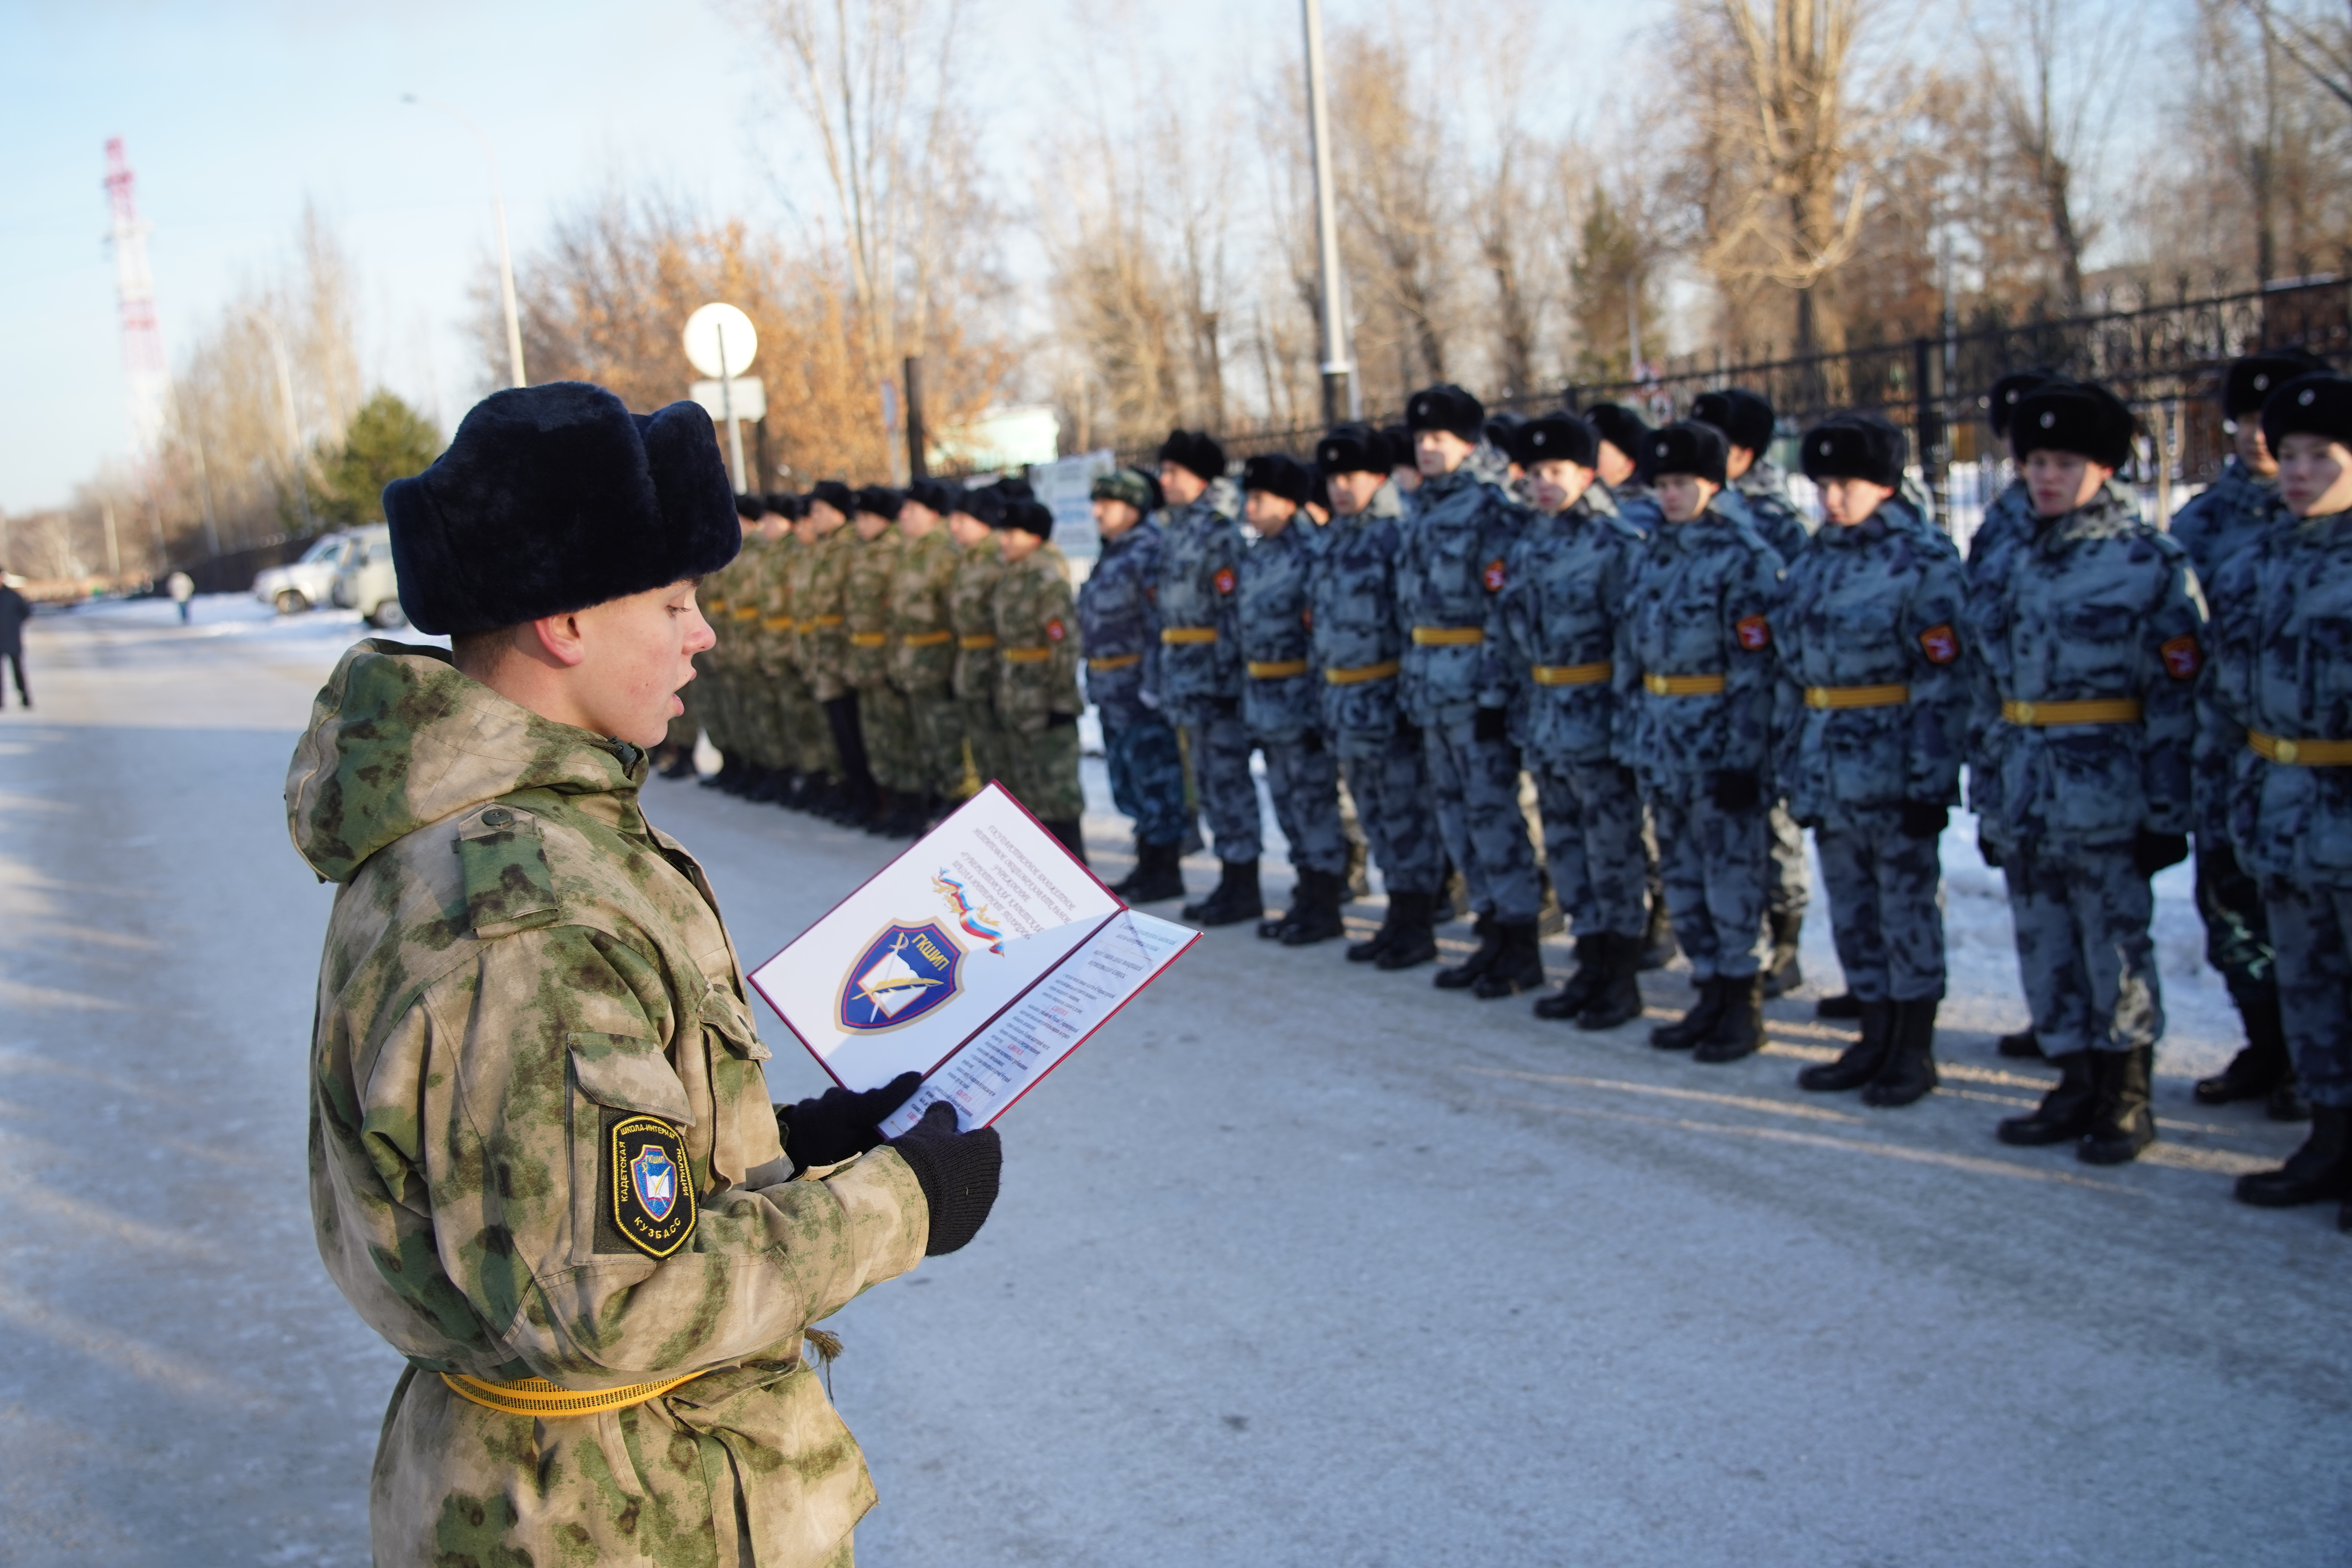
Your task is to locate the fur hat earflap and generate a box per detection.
[1405,383,1486,441]
[1508,412,1599,470]
[2010,381,2136,468]
[2261,372,2352,453]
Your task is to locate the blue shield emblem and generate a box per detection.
[838,920,964,1032]
[630,1142,679,1222]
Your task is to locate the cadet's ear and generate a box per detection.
[530,612,589,669]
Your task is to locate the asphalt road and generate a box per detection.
[2,600,2346,1567]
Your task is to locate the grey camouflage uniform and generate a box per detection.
[1773,510,1969,1003]
[1152,493,1258,864]
[1967,486,2204,1056]
[1722,461,1813,926]
[1241,517,1347,876]
[1080,519,1189,847]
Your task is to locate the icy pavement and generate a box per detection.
[1,603,2345,1567]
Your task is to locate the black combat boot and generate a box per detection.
[2078,1046,2156,1165]
[1997,1027,2044,1060]
[1433,915,1501,990]
[2195,983,2300,1114]
[1797,998,1895,1092]
[1348,897,1399,963]
[1183,859,1261,927]
[1651,976,1728,1051]
[1533,936,1606,1020]
[1473,921,1545,998]
[1998,1051,2098,1145]
[1862,997,1940,1109]
[1280,868,1349,946]
[1576,933,1646,1031]
[1639,897,1676,971]
[1374,890,1441,970]
[1694,974,1766,1063]
[719,755,755,795]
[2234,1105,2352,1207]
[1107,839,1151,898]
[657,746,698,780]
[1114,840,1187,903]
[1042,818,1088,866]
[1760,910,1805,999]
[1815,992,1862,1020]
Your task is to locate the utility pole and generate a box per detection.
[404,96,526,388]
[904,356,929,481]
[1301,0,1356,424]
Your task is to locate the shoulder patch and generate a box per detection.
[610,1113,697,1258]
[1213,566,1237,595]
[2161,633,2203,679]
[1735,614,1773,652]
[1045,617,1066,642]
[1918,623,1960,665]
[457,804,559,938]
[1483,558,1507,593]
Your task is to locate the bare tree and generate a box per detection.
[1975,0,2134,312]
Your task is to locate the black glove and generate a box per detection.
[886,1102,1003,1256]
[777,1071,921,1176]
[2133,829,2190,879]
[1899,800,1949,840]
[1473,704,1508,742]
[1710,769,1761,812]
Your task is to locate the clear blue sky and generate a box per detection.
[0,0,1635,515]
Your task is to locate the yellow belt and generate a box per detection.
[803,614,845,628]
[440,1370,704,1420]
[1326,659,1401,685]
[705,599,730,614]
[1161,627,1218,645]
[2250,730,2352,765]
[901,630,953,647]
[1806,683,1909,710]
[1412,626,1484,646]
[1644,672,1726,697]
[1248,659,1310,679]
[1532,662,1612,687]
[1004,646,1054,663]
[959,634,998,650]
[763,616,793,633]
[732,606,760,621]
[849,632,887,648]
[1089,653,1142,671]
[2001,698,2142,726]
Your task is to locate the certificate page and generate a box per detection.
[878,909,1198,1133]
[750,784,1121,1091]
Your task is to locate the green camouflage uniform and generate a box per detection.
[733,536,784,771]
[764,535,836,780]
[844,531,917,793]
[991,542,1085,820]
[888,527,967,800]
[951,540,1009,795]
[793,532,852,705]
[288,641,929,1568]
[697,550,747,764]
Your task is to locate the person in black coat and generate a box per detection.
[0,572,30,709]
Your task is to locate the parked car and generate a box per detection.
[331,524,406,628]
[251,532,356,615]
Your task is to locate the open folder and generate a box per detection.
[749,783,1199,1132]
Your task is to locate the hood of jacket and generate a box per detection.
[285,638,643,884]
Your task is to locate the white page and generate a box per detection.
[749,784,1121,1091]
[878,909,1199,1134]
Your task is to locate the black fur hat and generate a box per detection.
[2011,381,2136,468]
[855,485,904,520]
[1583,402,1652,463]
[809,480,855,516]
[1800,413,1906,488]
[735,493,766,522]
[384,381,739,637]
[2227,349,2330,419]
[1508,412,1599,470]
[1380,425,1417,469]
[906,478,956,515]
[1483,410,1528,452]
[1984,370,2059,439]
[961,484,1007,528]
[2261,372,2352,452]
[1317,422,1386,476]
[766,491,806,520]
[1002,497,1056,538]
[1690,388,1775,453]
[1406,383,1486,441]
[1642,421,1730,486]
[1159,428,1227,483]
[1241,452,1314,505]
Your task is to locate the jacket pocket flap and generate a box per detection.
[699,986,771,1060]
[568,1033,695,1125]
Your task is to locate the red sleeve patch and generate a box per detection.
[1482,558,1507,593]
[1045,619,1066,642]
[1301,607,1314,630]
[1735,614,1773,652]
[2161,634,2201,679]
[1213,567,1237,595]
[1918,623,1959,665]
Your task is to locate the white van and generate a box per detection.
[331,524,407,628]
[251,531,356,614]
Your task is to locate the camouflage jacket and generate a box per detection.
[702,546,749,669]
[2171,456,2288,590]
[289,642,927,1567]
[1964,486,2204,846]
[1619,502,1783,787]
[1598,476,1664,539]
[792,530,853,703]
[842,530,902,690]
[1491,488,1644,768]
[887,528,960,696]
[1308,482,1411,737]
[1151,494,1246,711]
[1966,475,2034,584]
[1725,458,1811,564]
[1395,465,1525,725]
[743,537,791,675]
[1770,510,1970,823]
[2196,506,2352,881]
[1237,519,1324,741]
[1077,519,1162,727]
[993,543,1083,734]
[950,540,1005,706]
[727,538,775,661]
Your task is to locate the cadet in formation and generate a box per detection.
[1490,410,1648,1029]
[1973,380,2201,1165]
[991,493,1088,860]
[297,381,1001,1567]
[1777,412,1969,1105]
[800,480,882,826]
[1623,420,1784,1062]
[845,486,921,835]
[1312,422,1445,969]
[1237,452,1350,944]
[1395,382,1548,998]
[1080,466,1189,902]
[949,483,1010,803]
[2200,370,2352,1227]
[887,477,967,835]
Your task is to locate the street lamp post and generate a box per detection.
[403,95,527,389]
[1302,0,1356,425]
